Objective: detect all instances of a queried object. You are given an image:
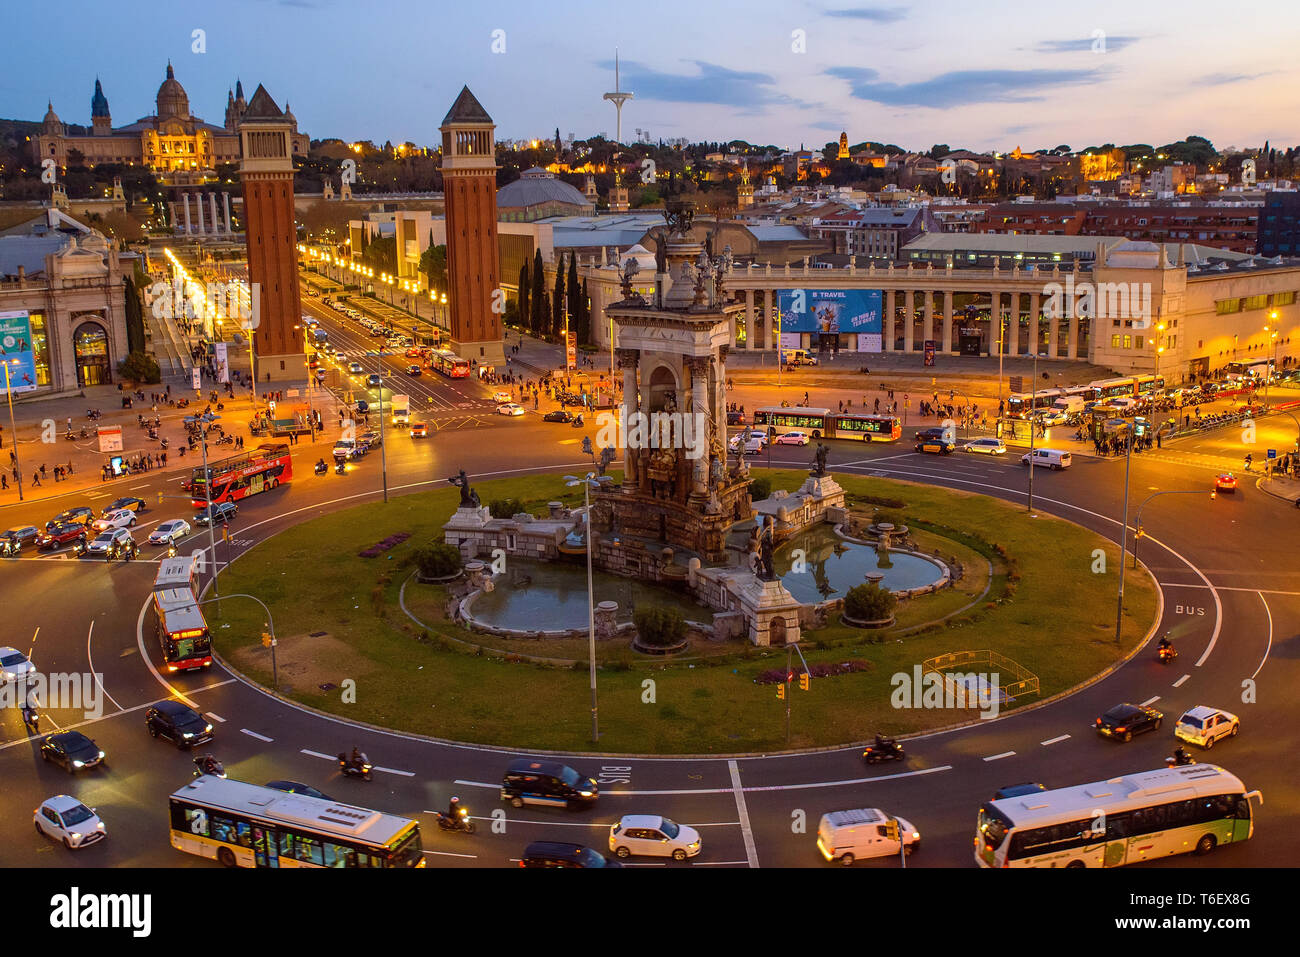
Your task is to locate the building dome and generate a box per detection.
[156,62,189,119]
[43,102,62,133]
[496,167,590,210]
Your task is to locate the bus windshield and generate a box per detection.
[387,825,424,867]
[977,805,1011,850]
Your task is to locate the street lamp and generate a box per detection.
[1113,421,1136,644]
[2,360,24,501]
[185,413,224,612]
[1132,487,1215,569]
[1264,312,1280,409]
[564,472,614,743]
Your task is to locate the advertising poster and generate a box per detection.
[214,342,230,384]
[565,332,577,371]
[777,289,883,352]
[191,367,202,390]
[98,426,123,453]
[0,311,38,394]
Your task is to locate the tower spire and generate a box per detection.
[602,48,634,145]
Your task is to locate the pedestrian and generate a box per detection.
[32,472,40,487]
[1,474,6,491]
[66,461,73,475]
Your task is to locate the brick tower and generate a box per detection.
[439,86,505,366]
[237,85,304,383]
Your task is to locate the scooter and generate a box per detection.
[335,461,347,476]
[862,736,905,765]
[337,753,373,780]
[64,431,76,442]
[1157,644,1178,665]
[314,460,329,476]
[435,806,476,834]
[193,756,227,779]
[1165,750,1196,768]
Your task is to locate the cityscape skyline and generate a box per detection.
[7,0,1298,153]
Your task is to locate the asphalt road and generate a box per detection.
[1,367,1297,869]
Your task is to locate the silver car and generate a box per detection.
[148,520,192,545]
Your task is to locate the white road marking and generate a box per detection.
[241,729,273,742]
[983,751,1016,762]
[301,748,336,761]
[422,850,478,859]
[729,759,759,869]
[131,484,150,490]
[1140,695,1161,706]
[1172,674,1190,688]
[1252,592,1274,680]
[85,620,123,713]
[691,861,751,866]
[1040,734,1070,746]
[300,747,413,776]
[455,764,952,795]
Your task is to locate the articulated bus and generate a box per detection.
[1006,390,1063,418]
[975,764,1261,868]
[752,407,903,442]
[153,556,211,671]
[429,349,471,378]
[1081,375,1166,402]
[169,776,425,868]
[188,443,292,507]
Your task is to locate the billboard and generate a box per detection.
[214,342,230,384]
[0,311,38,395]
[777,289,883,351]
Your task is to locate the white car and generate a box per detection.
[93,509,136,531]
[35,795,107,850]
[149,520,192,546]
[609,814,702,861]
[816,808,920,865]
[774,430,810,446]
[497,403,525,416]
[964,437,1007,455]
[743,437,766,455]
[86,528,133,556]
[1175,706,1240,749]
[492,391,512,404]
[0,646,35,682]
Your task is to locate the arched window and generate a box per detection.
[74,320,111,386]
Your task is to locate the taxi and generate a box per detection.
[915,438,955,455]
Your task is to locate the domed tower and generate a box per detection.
[91,78,111,136]
[42,102,63,136]
[156,62,189,119]
[837,131,849,160]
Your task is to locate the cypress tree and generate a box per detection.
[530,249,545,335]
[517,261,530,334]
[553,253,567,339]
[579,276,592,347]
[567,254,582,343]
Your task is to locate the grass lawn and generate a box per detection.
[214,469,1156,754]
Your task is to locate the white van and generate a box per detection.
[783,348,817,366]
[1108,396,1139,412]
[1051,395,1086,415]
[1020,448,1072,470]
[816,808,920,865]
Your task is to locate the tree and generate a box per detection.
[633,605,686,647]
[517,261,530,333]
[844,582,896,622]
[116,350,161,384]
[419,240,446,292]
[579,277,591,346]
[928,144,951,159]
[530,249,546,335]
[567,254,583,344]
[552,253,566,338]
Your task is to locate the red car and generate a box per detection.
[36,522,89,551]
[1214,473,1238,493]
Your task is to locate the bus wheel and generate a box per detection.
[218,847,238,868]
[1066,860,1085,868]
[1194,835,1217,856]
[839,853,855,866]
[812,430,821,438]
[511,797,524,808]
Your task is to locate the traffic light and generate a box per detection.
[261,632,273,648]
[158,491,165,505]
[884,819,900,842]
[799,673,810,691]
[776,683,785,700]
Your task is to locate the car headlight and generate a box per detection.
[205,724,213,733]
[69,833,82,845]
[97,751,105,758]
[580,790,594,797]
[73,760,84,767]
[96,822,105,831]
[182,732,194,738]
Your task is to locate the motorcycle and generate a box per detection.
[64,431,76,442]
[335,461,347,476]
[193,756,227,779]
[435,805,476,834]
[337,753,373,780]
[160,437,169,449]
[314,461,329,476]
[862,736,905,765]
[571,415,584,428]
[22,707,39,733]
[1157,644,1177,665]
[1165,750,1196,768]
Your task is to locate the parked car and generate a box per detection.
[1094,702,1163,742]
[148,520,192,546]
[36,523,88,551]
[608,815,701,861]
[34,796,106,850]
[543,410,574,423]
[145,700,213,749]
[1174,706,1240,750]
[40,731,105,773]
[194,502,238,526]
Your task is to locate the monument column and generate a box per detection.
[223,192,232,234]
[687,355,709,496]
[618,348,640,491]
[885,288,896,352]
[742,288,753,349]
[209,193,220,236]
[195,192,205,234]
[1031,291,1043,357]
[990,291,1000,355]
[183,193,192,235]
[942,290,954,354]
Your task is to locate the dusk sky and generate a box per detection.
[7,0,1298,153]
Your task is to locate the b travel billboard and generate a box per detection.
[777,289,883,349]
[0,311,38,395]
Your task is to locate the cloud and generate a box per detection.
[824,6,907,22]
[1034,35,1140,53]
[601,59,801,109]
[827,66,1103,108]
[1194,71,1273,86]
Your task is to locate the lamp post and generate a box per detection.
[1264,312,1280,410]
[3,360,23,501]
[191,592,277,691]
[185,413,223,614]
[1114,422,1135,644]
[1027,349,1038,514]
[1133,487,1215,569]
[376,343,389,503]
[564,472,613,743]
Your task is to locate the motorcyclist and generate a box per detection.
[1172,746,1191,766]
[351,746,368,770]
[874,733,895,751]
[316,458,327,472]
[1158,634,1172,652]
[195,753,222,775]
[21,702,39,731]
[447,795,463,821]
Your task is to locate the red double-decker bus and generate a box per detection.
[429,349,470,378]
[189,443,292,506]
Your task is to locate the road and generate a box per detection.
[2,355,1297,868]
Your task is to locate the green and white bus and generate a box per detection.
[169,776,425,868]
[975,764,1261,868]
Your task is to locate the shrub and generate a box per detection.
[748,476,772,501]
[414,542,462,579]
[633,605,686,647]
[116,350,161,384]
[489,497,525,518]
[844,582,897,622]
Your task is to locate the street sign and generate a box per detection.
[1267,449,1277,459]
[1009,375,1024,393]
[97,426,123,453]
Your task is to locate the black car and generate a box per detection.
[355,399,370,415]
[726,410,746,426]
[145,700,213,749]
[265,780,333,801]
[520,842,621,868]
[105,497,147,515]
[1095,703,1163,742]
[993,782,1047,801]
[194,501,238,525]
[915,439,955,455]
[501,758,599,809]
[914,427,947,442]
[40,731,105,773]
[46,506,94,530]
[543,410,574,423]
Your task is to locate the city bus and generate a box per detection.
[1006,390,1063,418]
[1224,359,1273,382]
[1081,375,1166,402]
[829,412,902,442]
[753,407,832,438]
[753,407,904,442]
[975,764,1261,868]
[153,556,210,671]
[188,443,292,507]
[429,349,470,378]
[169,776,425,868]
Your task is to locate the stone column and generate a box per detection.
[884,289,896,352]
[618,349,640,490]
[922,289,934,348]
[687,355,709,496]
[990,291,1000,355]
[942,290,954,354]
[1068,313,1080,360]
[195,193,205,234]
[1031,291,1044,358]
[742,288,753,349]
[903,290,914,353]
[182,193,192,235]
[1007,292,1020,356]
[223,192,232,234]
[209,193,219,236]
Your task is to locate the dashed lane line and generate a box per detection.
[1040,734,1070,746]
[300,747,414,777]
[1172,674,1190,688]
[1140,695,1161,707]
[241,729,273,742]
[983,751,1016,762]
[206,712,226,723]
